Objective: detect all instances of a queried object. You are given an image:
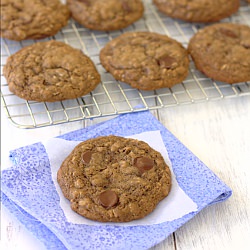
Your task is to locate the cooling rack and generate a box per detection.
[1,0,250,129]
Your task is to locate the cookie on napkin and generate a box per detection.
[188,23,250,84]
[57,135,172,222]
[153,0,239,23]
[3,40,101,102]
[100,31,189,90]
[1,111,232,249]
[0,0,70,41]
[67,0,144,31]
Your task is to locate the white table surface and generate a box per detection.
[1,95,250,250]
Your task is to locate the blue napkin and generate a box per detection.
[1,111,232,250]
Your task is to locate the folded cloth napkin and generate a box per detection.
[1,111,232,250]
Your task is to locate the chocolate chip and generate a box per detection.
[122,1,131,12]
[157,55,176,69]
[242,43,250,49]
[82,151,92,164]
[99,190,118,208]
[134,157,154,174]
[78,0,90,6]
[219,28,238,38]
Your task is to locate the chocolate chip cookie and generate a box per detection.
[0,0,70,41]
[100,32,189,90]
[57,135,172,222]
[66,0,144,31]
[3,40,101,102]
[153,0,239,23]
[188,23,250,84]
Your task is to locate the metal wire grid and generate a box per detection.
[1,1,250,129]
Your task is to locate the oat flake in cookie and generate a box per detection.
[67,0,144,31]
[3,40,101,102]
[100,32,189,90]
[188,23,250,84]
[0,0,70,41]
[57,135,172,222]
[153,0,239,23]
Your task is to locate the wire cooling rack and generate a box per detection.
[1,0,250,128]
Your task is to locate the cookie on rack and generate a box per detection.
[153,0,239,23]
[100,31,189,90]
[57,135,172,222]
[188,23,250,84]
[0,0,70,41]
[3,40,101,102]
[66,0,144,31]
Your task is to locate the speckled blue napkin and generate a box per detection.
[1,111,232,250]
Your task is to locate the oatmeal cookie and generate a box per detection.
[100,32,189,90]
[188,23,250,83]
[153,0,239,23]
[67,0,144,31]
[1,0,70,41]
[3,40,101,102]
[57,135,172,222]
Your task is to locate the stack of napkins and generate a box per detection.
[1,111,232,250]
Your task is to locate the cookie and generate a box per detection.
[0,0,70,41]
[100,31,189,90]
[153,0,239,23]
[3,40,101,102]
[188,23,250,84]
[57,135,172,222]
[66,0,144,31]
